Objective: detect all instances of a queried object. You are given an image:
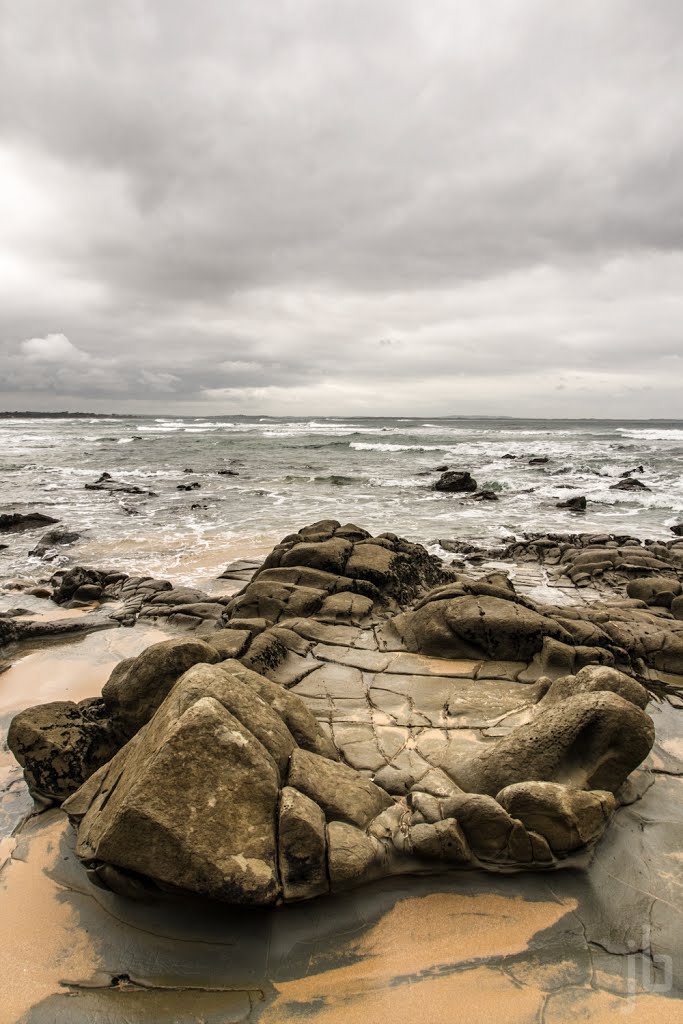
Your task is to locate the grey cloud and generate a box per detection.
[0,1,682,414]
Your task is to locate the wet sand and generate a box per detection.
[0,624,171,716]
[0,813,98,1023]
[72,531,277,586]
[260,891,681,1024]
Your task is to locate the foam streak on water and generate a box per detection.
[0,415,681,585]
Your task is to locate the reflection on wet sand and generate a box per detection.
[0,625,171,715]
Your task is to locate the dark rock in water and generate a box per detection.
[529,456,549,465]
[183,468,194,473]
[7,697,120,802]
[0,542,8,550]
[217,469,239,476]
[470,490,499,502]
[434,470,478,493]
[610,477,651,492]
[620,465,644,477]
[85,473,157,497]
[29,527,81,558]
[177,482,201,491]
[556,496,587,511]
[502,453,517,460]
[433,464,449,472]
[671,523,683,537]
[52,566,107,605]
[190,502,209,510]
[120,505,140,516]
[0,511,59,533]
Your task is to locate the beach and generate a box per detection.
[1,415,682,1023]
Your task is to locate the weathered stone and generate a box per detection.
[205,628,251,659]
[278,786,329,901]
[496,781,616,854]
[541,665,649,710]
[219,659,339,760]
[102,637,219,738]
[408,819,470,862]
[7,699,120,802]
[69,695,281,904]
[626,577,681,608]
[449,692,655,796]
[168,663,297,777]
[327,821,383,889]
[287,748,393,828]
[397,594,571,661]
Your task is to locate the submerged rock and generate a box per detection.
[0,512,59,533]
[556,496,586,511]
[433,470,478,493]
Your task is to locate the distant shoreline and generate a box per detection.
[1,411,682,423]
[0,411,132,419]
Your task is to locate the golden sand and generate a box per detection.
[0,814,98,1023]
[261,891,681,1024]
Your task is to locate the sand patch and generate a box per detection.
[262,889,682,1024]
[0,813,98,1023]
[0,625,170,715]
[261,891,573,1023]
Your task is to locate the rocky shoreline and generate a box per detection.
[1,518,682,1019]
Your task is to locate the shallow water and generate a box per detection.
[1,415,682,584]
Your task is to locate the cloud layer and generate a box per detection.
[0,1,682,415]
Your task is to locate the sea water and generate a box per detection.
[1,415,681,584]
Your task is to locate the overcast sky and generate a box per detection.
[1,1,682,417]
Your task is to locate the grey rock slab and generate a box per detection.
[385,652,483,678]
[312,644,391,672]
[290,662,367,700]
[287,748,393,828]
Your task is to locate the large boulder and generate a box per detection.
[496,782,615,854]
[7,699,120,802]
[395,593,571,661]
[449,691,654,797]
[67,689,283,904]
[102,637,219,738]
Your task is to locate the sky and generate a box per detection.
[0,1,682,417]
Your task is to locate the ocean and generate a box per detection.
[1,415,682,584]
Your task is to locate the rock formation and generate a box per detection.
[8,519,681,906]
